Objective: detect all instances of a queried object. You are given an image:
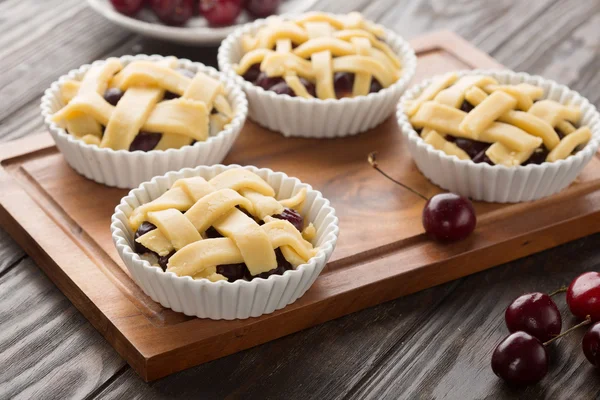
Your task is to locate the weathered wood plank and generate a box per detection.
[0,258,125,399]
[344,234,600,399]
[0,227,25,275]
[0,0,132,140]
[93,281,460,400]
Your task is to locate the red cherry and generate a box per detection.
[422,193,476,242]
[151,0,194,26]
[110,0,145,15]
[199,0,242,26]
[567,271,600,321]
[491,331,548,386]
[245,0,280,17]
[583,322,600,367]
[505,292,562,342]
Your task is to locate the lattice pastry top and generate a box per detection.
[234,12,403,99]
[51,57,234,151]
[129,168,318,282]
[405,73,592,166]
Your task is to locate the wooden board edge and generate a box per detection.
[409,30,504,70]
[141,205,600,381]
[0,168,150,374]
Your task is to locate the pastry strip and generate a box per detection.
[404,73,458,117]
[485,143,536,167]
[101,87,163,150]
[465,86,560,149]
[111,61,191,96]
[459,90,517,136]
[528,100,582,127]
[479,122,543,152]
[212,210,277,275]
[422,129,470,160]
[312,50,336,99]
[410,102,468,138]
[546,127,591,162]
[434,75,498,108]
[351,37,373,96]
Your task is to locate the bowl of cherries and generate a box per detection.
[492,271,600,386]
[87,0,318,44]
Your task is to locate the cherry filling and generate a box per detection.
[242,63,261,83]
[103,88,124,106]
[157,251,176,271]
[245,66,382,99]
[333,72,355,98]
[255,72,285,91]
[134,207,303,280]
[272,208,304,232]
[217,263,249,282]
[447,101,581,166]
[129,131,162,152]
[250,249,293,280]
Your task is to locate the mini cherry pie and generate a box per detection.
[129,168,318,282]
[51,57,234,151]
[405,73,592,166]
[233,12,403,99]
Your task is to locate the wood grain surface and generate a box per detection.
[1,0,600,398]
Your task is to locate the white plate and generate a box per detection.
[87,0,318,45]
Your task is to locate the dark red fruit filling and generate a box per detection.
[104,88,124,106]
[134,222,157,254]
[255,72,285,90]
[250,249,292,280]
[157,250,175,271]
[205,227,223,238]
[151,0,194,26]
[447,136,490,160]
[523,147,549,166]
[272,208,303,232]
[242,63,261,83]
[460,100,475,113]
[199,0,243,27]
[301,78,317,97]
[269,82,295,97]
[333,72,354,98]
[217,263,249,282]
[110,0,145,16]
[129,131,162,151]
[163,91,180,100]
[369,79,383,93]
[245,0,280,17]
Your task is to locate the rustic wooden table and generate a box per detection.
[1,0,600,398]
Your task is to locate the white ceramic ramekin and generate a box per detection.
[217,13,417,138]
[41,55,248,189]
[397,69,600,203]
[111,164,339,320]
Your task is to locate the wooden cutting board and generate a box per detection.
[2,31,600,382]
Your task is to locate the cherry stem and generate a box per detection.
[368,152,429,201]
[548,286,568,297]
[543,315,592,346]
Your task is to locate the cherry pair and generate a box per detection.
[492,271,600,386]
